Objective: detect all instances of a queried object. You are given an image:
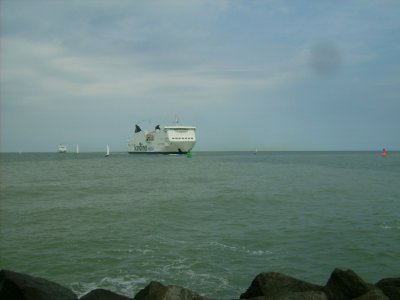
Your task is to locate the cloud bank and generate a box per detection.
[1,0,399,151]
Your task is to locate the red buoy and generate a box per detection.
[381,148,387,157]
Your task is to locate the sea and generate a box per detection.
[0,151,399,298]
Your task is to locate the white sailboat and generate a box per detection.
[76,144,79,154]
[105,144,110,157]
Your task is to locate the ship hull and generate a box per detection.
[128,151,190,155]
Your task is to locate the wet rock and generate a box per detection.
[375,278,400,300]
[133,281,209,300]
[1,268,397,300]
[274,291,328,300]
[239,272,324,299]
[324,268,371,300]
[243,291,328,299]
[0,269,78,300]
[352,287,388,300]
[79,288,132,300]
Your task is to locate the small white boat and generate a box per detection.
[58,144,67,153]
[76,144,79,154]
[105,144,110,157]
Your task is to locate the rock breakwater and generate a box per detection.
[0,268,398,300]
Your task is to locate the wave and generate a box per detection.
[154,257,233,297]
[69,256,235,298]
[378,220,400,231]
[128,248,155,255]
[70,274,149,298]
[208,241,272,256]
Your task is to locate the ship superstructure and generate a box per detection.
[128,122,196,154]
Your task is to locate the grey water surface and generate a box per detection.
[1,151,399,298]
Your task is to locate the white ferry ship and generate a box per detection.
[128,121,196,154]
[58,144,67,153]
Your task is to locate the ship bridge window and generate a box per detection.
[171,137,195,140]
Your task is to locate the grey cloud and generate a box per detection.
[308,43,342,75]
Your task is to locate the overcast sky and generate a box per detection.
[1,0,399,152]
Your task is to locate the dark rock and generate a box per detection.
[0,274,25,300]
[273,291,328,300]
[239,272,324,299]
[324,268,371,300]
[245,291,328,299]
[0,269,77,300]
[352,287,388,300]
[375,278,400,300]
[79,288,131,300]
[133,281,209,300]
[2,268,397,300]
